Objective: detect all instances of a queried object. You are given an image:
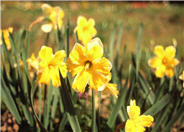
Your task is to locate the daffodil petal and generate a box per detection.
[58,63,67,78]
[154,45,164,58]
[137,115,154,127]
[88,18,95,27]
[72,70,89,93]
[67,58,83,76]
[127,100,141,120]
[41,3,53,16]
[86,38,103,60]
[148,57,162,68]
[125,119,145,132]
[89,71,110,91]
[155,64,166,78]
[77,16,87,26]
[165,46,176,58]
[103,83,119,98]
[165,67,174,78]
[50,50,66,65]
[39,46,53,63]
[92,57,112,74]
[179,71,184,80]
[68,43,85,64]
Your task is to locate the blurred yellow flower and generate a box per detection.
[148,45,179,78]
[67,38,111,93]
[0,27,13,50]
[179,71,184,88]
[74,16,97,46]
[38,46,67,87]
[27,53,40,78]
[41,3,64,32]
[125,100,154,132]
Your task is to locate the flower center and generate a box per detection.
[162,57,168,65]
[83,26,88,31]
[48,62,56,69]
[84,60,92,70]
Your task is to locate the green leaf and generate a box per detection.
[143,94,171,116]
[1,78,22,124]
[107,78,130,129]
[66,21,70,57]
[163,103,184,132]
[136,23,143,79]
[44,81,53,129]
[59,70,81,132]
[58,113,68,131]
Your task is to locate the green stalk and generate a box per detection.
[92,90,97,132]
[38,87,42,132]
[97,91,101,131]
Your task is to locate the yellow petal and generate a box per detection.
[125,119,145,132]
[179,71,184,80]
[39,46,53,68]
[72,70,89,93]
[68,43,85,64]
[41,24,53,33]
[165,67,174,78]
[165,46,176,58]
[103,83,119,98]
[154,45,164,58]
[148,57,162,68]
[38,67,50,85]
[58,62,67,78]
[137,115,154,127]
[41,3,53,16]
[67,58,83,76]
[127,100,140,119]
[8,27,13,33]
[155,64,166,78]
[86,38,103,60]
[50,50,66,65]
[88,18,95,27]
[50,68,61,87]
[92,57,112,74]
[89,71,109,91]
[77,16,87,26]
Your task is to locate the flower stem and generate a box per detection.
[92,90,97,132]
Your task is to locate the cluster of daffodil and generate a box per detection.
[27,14,119,97]
[3,5,183,132]
[0,27,13,50]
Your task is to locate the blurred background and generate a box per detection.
[1,1,184,60]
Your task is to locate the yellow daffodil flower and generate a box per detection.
[0,27,13,50]
[148,45,179,78]
[125,100,154,132]
[74,16,97,46]
[179,71,184,88]
[67,37,112,93]
[38,46,67,87]
[41,3,64,32]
